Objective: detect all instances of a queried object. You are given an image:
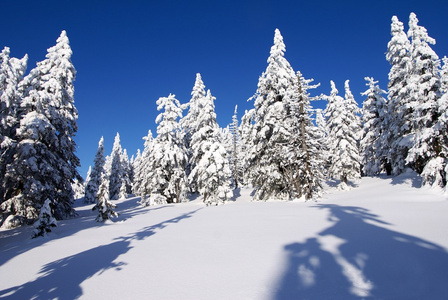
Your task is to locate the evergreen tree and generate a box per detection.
[93,172,118,222]
[142,94,187,204]
[239,108,255,186]
[290,72,325,199]
[230,105,241,189]
[32,199,57,238]
[0,47,27,219]
[180,73,207,191]
[190,140,232,205]
[2,31,79,223]
[84,137,105,204]
[405,13,443,183]
[108,133,126,200]
[133,131,154,199]
[385,16,412,175]
[246,29,322,200]
[324,81,361,188]
[189,90,220,188]
[360,77,387,176]
[189,89,233,204]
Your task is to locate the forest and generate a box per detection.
[0,13,447,236]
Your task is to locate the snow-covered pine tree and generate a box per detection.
[405,13,444,186]
[0,47,27,216]
[2,31,79,223]
[324,81,362,188]
[108,133,127,200]
[0,47,28,143]
[230,105,241,189]
[84,137,106,204]
[181,73,206,150]
[93,172,118,222]
[32,199,57,238]
[121,149,132,195]
[315,108,329,175]
[190,140,232,205]
[133,131,155,199]
[289,71,325,199]
[385,16,412,175]
[143,94,187,205]
[239,108,255,186]
[132,148,143,196]
[360,77,388,176]
[180,73,207,192]
[246,29,319,200]
[188,89,232,204]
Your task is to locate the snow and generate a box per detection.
[1,173,448,299]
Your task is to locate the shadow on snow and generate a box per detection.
[0,208,202,300]
[0,197,172,268]
[274,204,448,300]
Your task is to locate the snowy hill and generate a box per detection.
[1,173,448,300]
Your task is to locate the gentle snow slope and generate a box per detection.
[1,173,448,300]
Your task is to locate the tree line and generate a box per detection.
[1,13,447,232]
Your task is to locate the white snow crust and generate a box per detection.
[1,173,447,299]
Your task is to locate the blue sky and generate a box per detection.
[1,0,447,178]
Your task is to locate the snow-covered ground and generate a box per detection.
[1,172,448,300]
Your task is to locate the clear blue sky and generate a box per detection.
[1,0,447,179]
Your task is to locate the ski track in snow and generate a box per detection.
[1,173,448,300]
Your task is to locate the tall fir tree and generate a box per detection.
[180,73,207,191]
[405,12,444,185]
[189,89,232,204]
[84,137,105,204]
[2,31,79,225]
[385,16,412,175]
[0,47,27,216]
[324,81,361,188]
[230,105,241,189]
[246,29,321,200]
[108,133,126,200]
[290,72,325,199]
[133,130,154,199]
[361,77,388,176]
[142,94,187,204]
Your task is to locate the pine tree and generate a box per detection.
[93,173,118,222]
[188,89,233,204]
[385,16,412,175]
[108,133,126,200]
[84,137,105,203]
[2,31,79,223]
[405,13,443,184]
[246,29,322,200]
[190,140,232,205]
[180,73,207,191]
[0,48,28,219]
[121,149,132,195]
[290,72,325,199]
[0,47,28,142]
[133,131,154,199]
[32,199,57,238]
[189,90,220,187]
[360,77,387,176]
[239,108,255,186]
[143,94,187,204]
[324,81,361,188]
[230,105,241,189]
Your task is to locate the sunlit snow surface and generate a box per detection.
[1,172,448,299]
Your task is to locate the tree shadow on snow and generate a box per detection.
[0,198,173,268]
[273,204,448,300]
[389,170,422,188]
[0,208,201,300]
